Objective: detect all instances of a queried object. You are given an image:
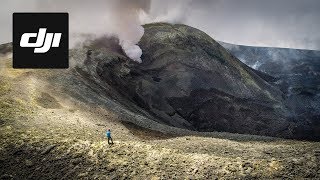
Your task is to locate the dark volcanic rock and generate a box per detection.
[92,23,318,140]
[0,43,12,55]
[220,42,320,140]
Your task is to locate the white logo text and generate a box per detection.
[20,28,62,53]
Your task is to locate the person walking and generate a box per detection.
[106,129,113,145]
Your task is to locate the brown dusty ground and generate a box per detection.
[0,52,320,179]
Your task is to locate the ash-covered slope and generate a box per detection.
[219,42,320,77]
[219,41,320,95]
[90,23,318,140]
[220,42,320,140]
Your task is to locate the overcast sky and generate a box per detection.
[184,0,320,50]
[1,0,319,50]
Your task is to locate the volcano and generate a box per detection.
[83,23,318,140]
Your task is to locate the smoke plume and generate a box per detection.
[36,0,150,63]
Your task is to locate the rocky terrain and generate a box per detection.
[220,42,320,140]
[0,23,320,179]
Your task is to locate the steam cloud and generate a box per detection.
[36,0,150,63]
[0,0,195,63]
[0,0,151,63]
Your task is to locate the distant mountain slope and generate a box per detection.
[219,41,320,78]
[220,41,320,139]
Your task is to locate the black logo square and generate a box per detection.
[13,13,69,69]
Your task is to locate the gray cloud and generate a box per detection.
[181,0,320,50]
[0,0,319,50]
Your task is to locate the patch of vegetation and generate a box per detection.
[0,78,31,122]
[0,77,11,96]
[0,98,29,121]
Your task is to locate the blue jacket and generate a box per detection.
[106,131,111,138]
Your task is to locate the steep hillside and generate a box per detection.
[220,42,320,140]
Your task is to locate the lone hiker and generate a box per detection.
[106,129,113,145]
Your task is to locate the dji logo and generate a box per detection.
[13,13,69,68]
[20,28,62,53]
